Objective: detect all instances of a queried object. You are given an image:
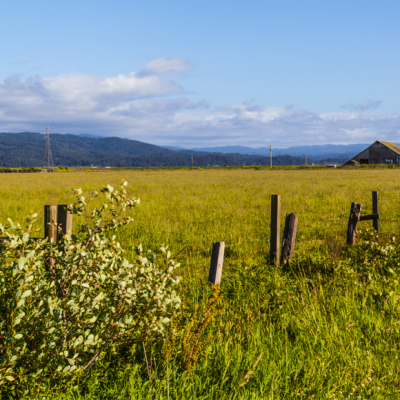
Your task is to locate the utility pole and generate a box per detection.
[191,156,193,168]
[305,155,307,166]
[268,145,272,169]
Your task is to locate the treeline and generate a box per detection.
[0,132,344,167]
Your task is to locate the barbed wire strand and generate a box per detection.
[297,208,349,228]
[173,263,209,276]
[225,227,269,244]
[377,206,400,215]
[379,197,400,202]
[224,250,266,265]
[177,282,206,293]
[292,206,369,233]
[297,217,349,236]
[174,249,267,277]
[154,245,214,261]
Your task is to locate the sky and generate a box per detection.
[1,0,400,148]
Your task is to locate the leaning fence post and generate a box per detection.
[347,202,362,245]
[209,242,225,285]
[57,205,73,241]
[270,195,281,265]
[44,205,58,243]
[281,213,298,265]
[372,191,379,233]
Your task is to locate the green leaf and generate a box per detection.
[21,290,32,299]
[5,376,14,381]
[26,250,35,259]
[18,258,26,270]
[85,335,94,345]
[16,298,25,309]
[13,333,23,340]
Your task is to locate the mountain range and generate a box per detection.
[0,132,362,168]
[163,143,372,160]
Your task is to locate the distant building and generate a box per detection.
[345,141,400,165]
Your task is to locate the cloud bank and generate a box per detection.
[0,58,399,148]
[342,99,383,111]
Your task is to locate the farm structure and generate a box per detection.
[346,140,400,165]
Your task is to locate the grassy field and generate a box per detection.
[2,168,400,399]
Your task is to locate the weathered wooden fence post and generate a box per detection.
[347,202,362,245]
[270,195,281,265]
[57,205,73,240]
[44,205,58,243]
[281,213,298,265]
[44,205,57,271]
[209,242,225,285]
[372,191,379,233]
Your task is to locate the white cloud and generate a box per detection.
[137,58,195,78]
[342,99,382,111]
[0,60,399,148]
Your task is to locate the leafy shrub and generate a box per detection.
[0,181,181,397]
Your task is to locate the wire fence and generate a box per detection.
[168,194,400,292]
[7,194,398,294]
[159,202,400,269]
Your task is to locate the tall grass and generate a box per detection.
[2,168,400,399]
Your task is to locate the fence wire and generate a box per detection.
[172,197,400,292]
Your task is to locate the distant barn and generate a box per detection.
[345,141,400,165]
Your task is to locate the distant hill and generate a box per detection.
[0,132,179,167]
[188,144,373,159]
[0,132,345,167]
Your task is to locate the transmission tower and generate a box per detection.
[43,125,54,169]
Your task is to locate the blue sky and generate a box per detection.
[1,0,399,148]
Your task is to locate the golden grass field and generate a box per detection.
[4,168,400,399]
[3,168,400,295]
[1,168,400,244]
[1,168,400,286]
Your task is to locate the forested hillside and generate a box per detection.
[0,132,343,167]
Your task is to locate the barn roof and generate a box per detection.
[378,141,400,155]
[351,140,400,160]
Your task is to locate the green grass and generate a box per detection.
[3,169,400,399]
